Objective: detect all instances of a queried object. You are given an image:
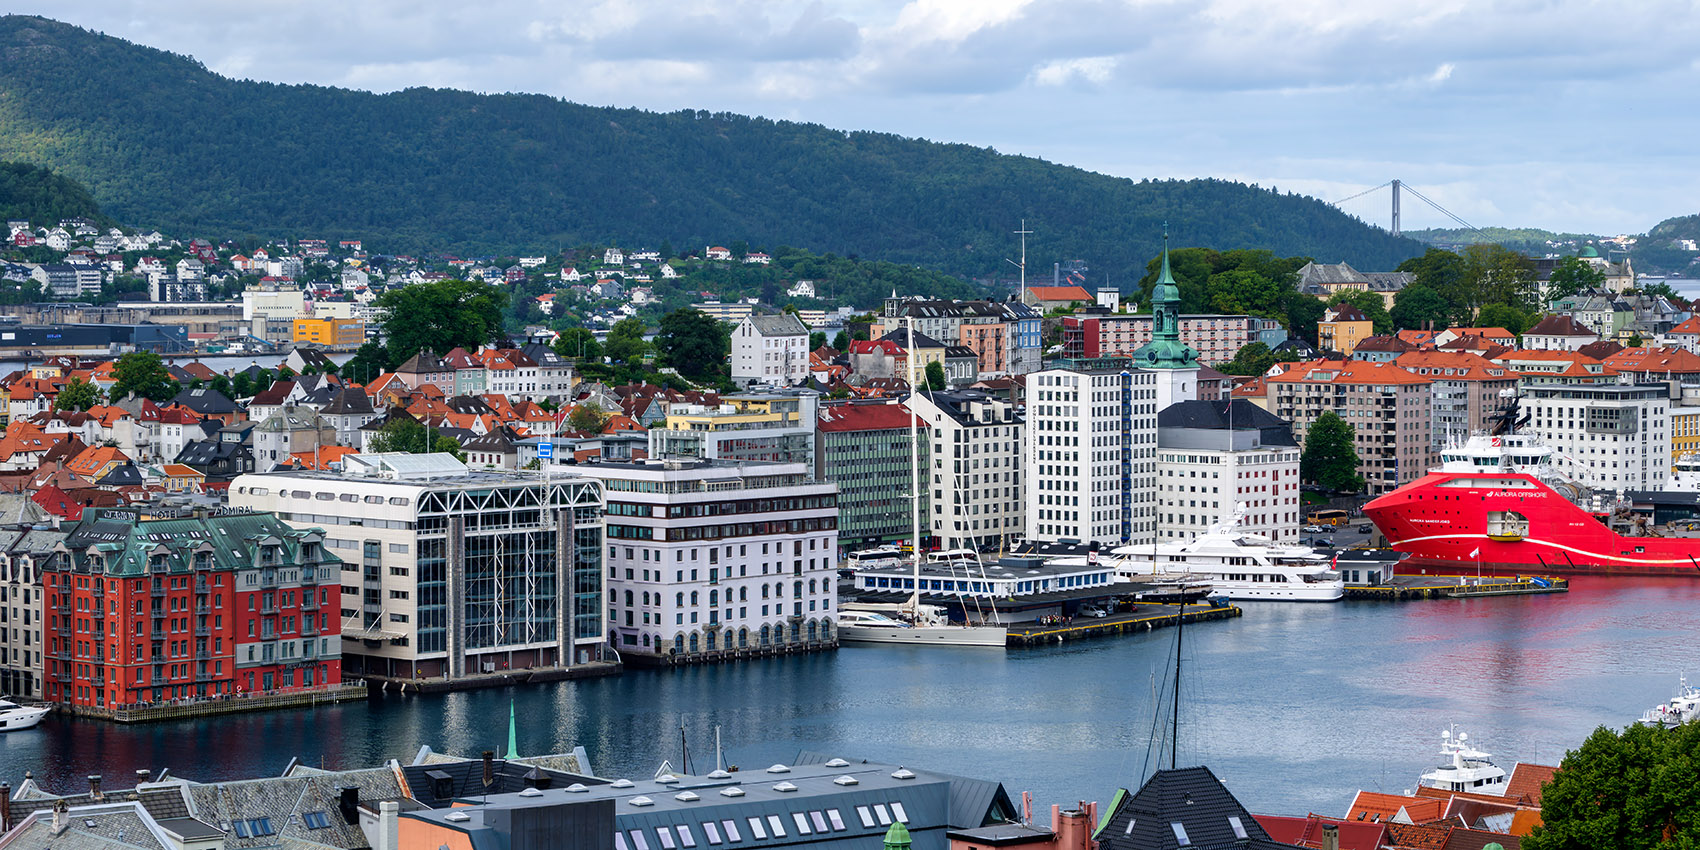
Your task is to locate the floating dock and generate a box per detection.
[364,660,622,693]
[1003,601,1240,647]
[1345,574,1568,601]
[61,683,370,723]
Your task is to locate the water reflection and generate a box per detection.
[6,577,1698,817]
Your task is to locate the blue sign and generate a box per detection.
[538,441,553,460]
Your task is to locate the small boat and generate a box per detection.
[1417,727,1507,795]
[1638,676,1700,728]
[0,698,49,731]
[836,607,1006,647]
[1133,580,1216,604]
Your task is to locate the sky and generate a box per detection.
[15,0,1700,236]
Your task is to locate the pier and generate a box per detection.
[1345,574,1569,601]
[362,660,623,693]
[61,683,370,723]
[1003,601,1241,647]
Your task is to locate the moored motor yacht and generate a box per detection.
[1638,676,1700,728]
[835,606,1007,647]
[1106,509,1343,602]
[0,698,49,731]
[1416,727,1508,795]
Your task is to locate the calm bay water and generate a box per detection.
[5,576,1698,818]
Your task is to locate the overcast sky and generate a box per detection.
[17,0,1700,236]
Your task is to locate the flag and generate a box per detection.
[1469,546,1480,558]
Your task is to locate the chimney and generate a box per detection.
[50,800,68,835]
[375,801,399,850]
[135,770,151,785]
[1321,823,1339,850]
[338,786,359,825]
[1054,804,1093,850]
[1,782,10,832]
[88,775,102,801]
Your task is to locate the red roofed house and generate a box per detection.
[1022,285,1095,312]
[1601,346,1700,382]
[847,339,909,380]
[1666,316,1700,354]
[158,463,206,494]
[1435,326,1518,348]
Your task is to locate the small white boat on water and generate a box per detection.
[0,698,48,731]
[1638,676,1700,728]
[1417,727,1508,795]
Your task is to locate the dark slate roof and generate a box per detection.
[293,348,336,369]
[912,391,1021,428]
[878,329,947,350]
[361,408,417,432]
[1157,399,1298,447]
[96,463,145,487]
[170,388,238,415]
[462,427,521,454]
[401,758,603,808]
[746,314,809,337]
[10,786,193,825]
[1297,261,1369,286]
[174,439,250,467]
[1096,767,1297,850]
[397,350,444,373]
[1326,304,1369,322]
[185,766,405,850]
[447,395,495,415]
[322,387,376,416]
[2,805,169,850]
[1527,315,1595,337]
[943,346,978,359]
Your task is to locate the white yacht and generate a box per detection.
[0,698,48,731]
[1417,727,1508,795]
[1106,510,1344,602]
[836,606,1007,647]
[1638,676,1700,728]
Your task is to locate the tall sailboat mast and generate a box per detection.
[907,316,922,615]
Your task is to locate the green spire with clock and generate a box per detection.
[1134,227,1199,369]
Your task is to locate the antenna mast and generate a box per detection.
[1006,220,1032,292]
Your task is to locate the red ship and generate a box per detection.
[1364,433,1700,577]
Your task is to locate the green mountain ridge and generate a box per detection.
[0,14,1426,286]
[0,160,111,228]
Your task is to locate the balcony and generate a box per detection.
[194,580,209,594]
[195,626,210,637]
[301,597,319,611]
[150,586,166,598]
[300,570,320,586]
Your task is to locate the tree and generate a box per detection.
[809,331,826,350]
[54,377,101,412]
[1390,282,1453,331]
[653,309,727,380]
[377,279,508,364]
[553,327,603,362]
[1284,296,1327,345]
[1523,721,1700,850]
[109,351,178,403]
[1462,243,1538,315]
[1629,332,1645,347]
[1477,303,1534,337]
[1219,341,1274,377]
[1326,290,1393,336]
[925,360,946,391]
[1544,255,1607,305]
[568,402,610,433]
[1301,412,1364,493]
[604,317,650,365]
[1398,248,1471,310]
[832,330,850,351]
[366,419,464,460]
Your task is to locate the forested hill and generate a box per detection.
[0,160,112,227]
[0,15,1425,282]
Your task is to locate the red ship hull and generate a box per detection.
[1364,471,1700,578]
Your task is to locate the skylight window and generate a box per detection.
[302,812,332,830]
[874,805,892,826]
[745,818,767,840]
[232,821,250,838]
[630,830,651,850]
[656,828,676,850]
[791,813,811,834]
[890,803,909,824]
[721,820,741,842]
[809,812,828,833]
[856,807,875,828]
[765,815,786,837]
[615,833,630,850]
[826,810,846,832]
[1171,823,1190,846]
[701,822,721,845]
[676,825,696,848]
[1227,817,1247,840]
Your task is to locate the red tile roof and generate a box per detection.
[1603,346,1700,374]
[1502,763,1559,807]
[1026,285,1094,303]
[1346,790,1446,825]
[1266,359,1431,385]
[817,403,929,432]
[1254,815,1387,850]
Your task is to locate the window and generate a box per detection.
[629,832,650,850]
[856,807,875,828]
[825,810,846,832]
[745,818,767,840]
[701,822,721,845]
[720,820,741,842]
[303,812,332,830]
[874,805,892,826]
[656,828,676,850]
[890,803,908,823]
[676,826,696,849]
[809,812,828,833]
[1171,823,1190,846]
[792,813,810,834]
[765,816,785,838]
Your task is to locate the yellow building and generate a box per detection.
[1672,406,1700,462]
[293,317,365,347]
[1318,304,1373,356]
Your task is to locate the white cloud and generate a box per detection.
[1033,56,1117,87]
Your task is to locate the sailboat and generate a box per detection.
[836,317,1008,648]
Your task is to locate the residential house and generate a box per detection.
[1393,351,1519,450]
[253,407,337,471]
[1318,304,1373,356]
[1021,285,1094,312]
[396,350,453,395]
[168,387,243,425]
[731,313,811,387]
[1266,360,1435,495]
[1524,315,1599,350]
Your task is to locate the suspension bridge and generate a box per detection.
[1330,179,1481,238]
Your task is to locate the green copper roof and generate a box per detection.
[1133,229,1199,370]
[504,699,520,760]
[882,821,912,850]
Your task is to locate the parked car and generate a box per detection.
[1357,524,1372,533]
[1079,604,1109,618]
[1302,525,1327,533]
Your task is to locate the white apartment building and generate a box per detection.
[731,314,810,387]
[1523,383,1671,490]
[1156,400,1302,543]
[1023,366,1159,548]
[229,453,608,681]
[572,459,838,662]
[905,390,1025,551]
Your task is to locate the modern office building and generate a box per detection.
[1023,364,1158,547]
[1522,383,1671,490]
[815,402,928,553]
[229,453,607,680]
[572,459,838,662]
[0,525,64,699]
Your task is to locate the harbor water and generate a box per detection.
[3,575,1697,818]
